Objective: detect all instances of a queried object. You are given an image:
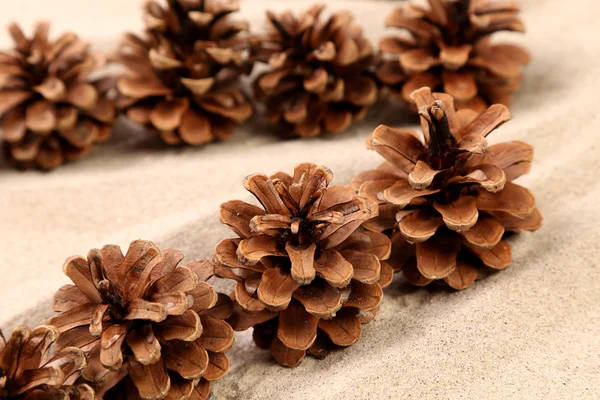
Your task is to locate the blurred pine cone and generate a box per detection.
[116,0,253,146]
[352,87,541,289]
[252,4,379,137]
[0,325,94,399]
[0,22,116,170]
[377,0,529,112]
[215,163,394,367]
[48,240,234,400]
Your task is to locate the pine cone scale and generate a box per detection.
[163,340,208,379]
[204,351,229,381]
[150,292,193,316]
[313,248,354,288]
[118,77,172,99]
[1,108,27,142]
[317,309,361,347]
[455,103,508,140]
[381,180,440,208]
[99,324,127,371]
[124,328,162,367]
[433,196,479,231]
[459,216,504,250]
[269,337,304,368]
[49,303,96,334]
[256,268,299,311]
[415,233,461,280]
[338,231,392,259]
[439,44,472,70]
[399,210,443,242]
[286,242,317,285]
[187,283,218,313]
[0,90,31,116]
[444,259,478,289]
[346,280,383,311]
[33,76,66,101]
[128,359,170,400]
[277,302,319,351]
[466,240,512,270]
[235,282,265,312]
[492,208,542,232]
[292,281,344,319]
[151,266,198,294]
[341,250,381,284]
[476,181,536,217]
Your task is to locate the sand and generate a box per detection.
[1,0,599,399]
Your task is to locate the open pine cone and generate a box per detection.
[116,0,253,146]
[252,4,378,137]
[377,0,529,112]
[0,325,94,399]
[0,22,116,170]
[215,163,393,367]
[352,87,541,289]
[48,240,234,400]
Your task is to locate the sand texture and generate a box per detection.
[0,0,599,399]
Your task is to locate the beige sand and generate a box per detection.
[1,0,599,399]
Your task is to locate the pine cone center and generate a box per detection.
[277,216,319,252]
[0,370,19,400]
[25,60,48,87]
[98,280,127,320]
[418,101,479,204]
[169,1,209,52]
[422,101,459,170]
[445,0,473,45]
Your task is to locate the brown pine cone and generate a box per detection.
[214,163,394,367]
[252,4,379,137]
[0,22,116,170]
[48,240,234,400]
[377,0,529,112]
[116,0,253,146]
[352,87,541,290]
[0,325,94,399]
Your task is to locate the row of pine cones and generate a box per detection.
[1,84,542,398]
[0,0,529,170]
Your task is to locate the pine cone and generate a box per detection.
[352,87,541,289]
[0,325,94,399]
[377,0,529,112]
[252,4,379,137]
[116,0,253,146]
[215,163,394,367]
[0,22,116,170]
[48,240,234,400]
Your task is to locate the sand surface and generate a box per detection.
[1,0,599,399]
